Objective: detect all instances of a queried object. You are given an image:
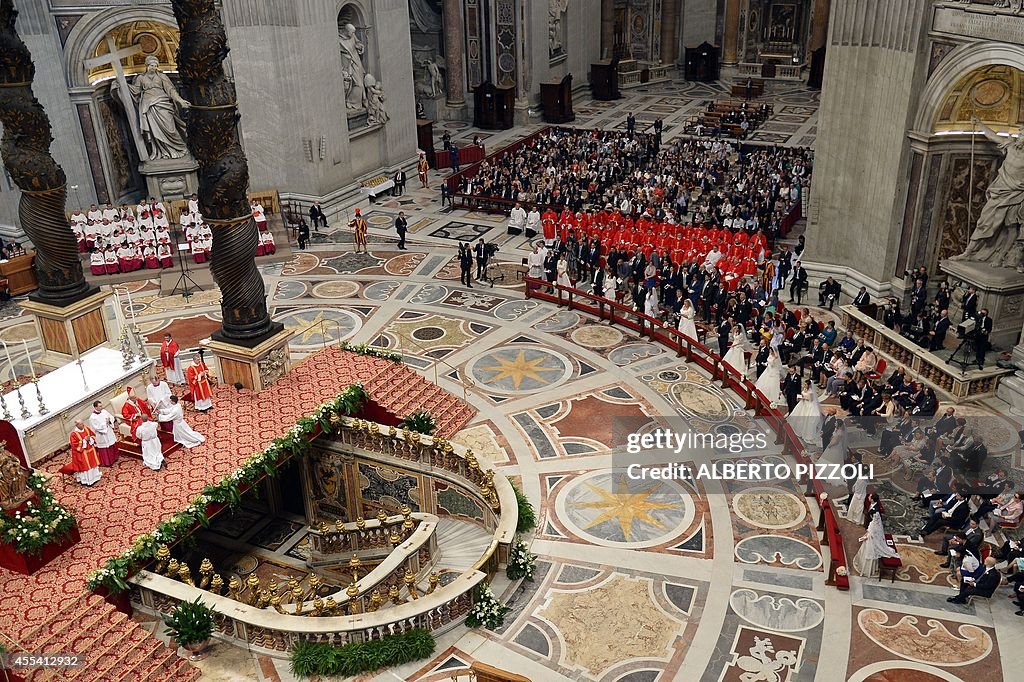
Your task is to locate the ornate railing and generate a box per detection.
[129,417,518,654]
[524,277,851,590]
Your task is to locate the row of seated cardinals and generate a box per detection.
[539,209,771,275]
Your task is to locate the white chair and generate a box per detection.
[108,391,134,439]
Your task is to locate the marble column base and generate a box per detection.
[205,327,294,392]
[20,289,115,367]
[140,157,199,201]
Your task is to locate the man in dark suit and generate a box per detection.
[922,492,969,536]
[474,239,488,280]
[938,518,983,568]
[458,243,474,288]
[821,411,837,450]
[853,286,870,309]
[782,365,802,414]
[394,212,408,250]
[393,169,406,195]
[975,309,993,368]
[910,279,927,317]
[929,309,951,351]
[818,276,841,310]
[947,557,1000,604]
[297,220,310,250]
[961,286,978,321]
[934,407,957,437]
[626,112,636,134]
[754,342,770,379]
[717,317,733,355]
[789,262,808,304]
[309,202,327,231]
[734,291,752,326]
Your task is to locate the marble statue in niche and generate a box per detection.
[416,55,445,99]
[112,55,191,160]
[339,22,367,109]
[549,0,569,58]
[952,118,1024,271]
[364,74,390,125]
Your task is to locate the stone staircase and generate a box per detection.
[434,518,494,572]
[364,363,476,438]
[18,593,199,682]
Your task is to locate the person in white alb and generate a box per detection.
[136,416,164,471]
[88,400,120,467]
[146,375,173,429]
[159,395,205,449]
[187,193,200,216]
[86,204,102,223]
[251,200,267,231]
[101,202,118,222]
[508,202,527,234]
[526,207,541,237]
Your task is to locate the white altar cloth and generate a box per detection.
[1,347,153,462]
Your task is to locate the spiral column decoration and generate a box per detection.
[170,0,278,343]
[0,0,95,307]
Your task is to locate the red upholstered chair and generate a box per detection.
[57,463,78,493]
[866,358,887,382]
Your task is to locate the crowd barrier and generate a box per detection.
[524,276,850,589]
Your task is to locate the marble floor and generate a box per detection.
[10,81,1023,682]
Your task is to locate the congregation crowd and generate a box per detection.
[70,194,276,276]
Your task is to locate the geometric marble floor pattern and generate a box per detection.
[7,80,1020,682]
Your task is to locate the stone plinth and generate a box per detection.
[19,290,115,367]
[139,157,199,200]
[205,327,294,392]
[940,259,1024,350]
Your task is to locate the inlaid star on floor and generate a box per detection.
[478,349,563,390]
[577,476,676,541]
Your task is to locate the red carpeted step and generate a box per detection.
[20,594,111,654]
[118,430,183,461]
[142,656,202,682]
[69,626,154,680]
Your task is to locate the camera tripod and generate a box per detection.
[946,334,977,374]
[171,241,203,300]
[482,260,505,288]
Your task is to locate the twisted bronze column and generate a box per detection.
[0,0,95,306]
[171,0,279,343]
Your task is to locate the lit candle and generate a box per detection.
[21,339,35,380]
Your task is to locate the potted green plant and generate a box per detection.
[163,597,215,661]
[401,410,437,436]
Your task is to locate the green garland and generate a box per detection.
[339,341,402,363]
[512,482,536,534]
[289,629,435,678]
[0,474,78,556]
[86,384,368,593]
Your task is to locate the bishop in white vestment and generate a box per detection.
[136,417,164,471]
[159,395,206,449]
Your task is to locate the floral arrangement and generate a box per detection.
[465,582,510,630]
[338,341,402,364]
[401,410,437,436]
[506,537,536,582]
[87,384,368,593]
[0,473,77,556]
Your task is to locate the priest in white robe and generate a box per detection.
[159,395,205,449]
[88,400,120,467]
[146,375,174,430]
[136,416,164,471]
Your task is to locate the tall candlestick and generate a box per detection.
[2,341,14,383]
[112,290,124,329]
[126,288,135,322]
[21,339,35,380]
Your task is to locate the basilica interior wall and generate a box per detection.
[680,0,720,53]
[809,0,930,287]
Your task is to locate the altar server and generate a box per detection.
[159,395,205,449]
[157,242,173,268]
[121,386,153,439]
[89,250,106,276]
[69,420,102,486]
[136,416,164,471]
[187,355,213,412]
[259,230,276,255]
[251,200,267,231]
[160,333,184,385]
[88,400,119,467]
[146,375,174,429]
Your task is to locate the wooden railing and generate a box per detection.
[523,277,850,590]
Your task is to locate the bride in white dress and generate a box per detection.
[754,348,784,404]
[852,513,899,577]
[787,380,822,443]
[818,418,849,467]
[678,299,698,341]
[721,325,752,377]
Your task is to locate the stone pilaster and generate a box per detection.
[661,0,679,64]
[723,0,741,66]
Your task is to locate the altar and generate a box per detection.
[0,347,153,466]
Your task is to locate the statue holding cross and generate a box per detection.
[85,39,191,161]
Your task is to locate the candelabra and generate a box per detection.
[119,330,134,371]
[13,379,29,420]
[130,323,149,362]
[0,390,11,421]
[32,378,47,416]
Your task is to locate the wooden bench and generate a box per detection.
[730,79,765,98]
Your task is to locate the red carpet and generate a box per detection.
[0,348,474,680]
